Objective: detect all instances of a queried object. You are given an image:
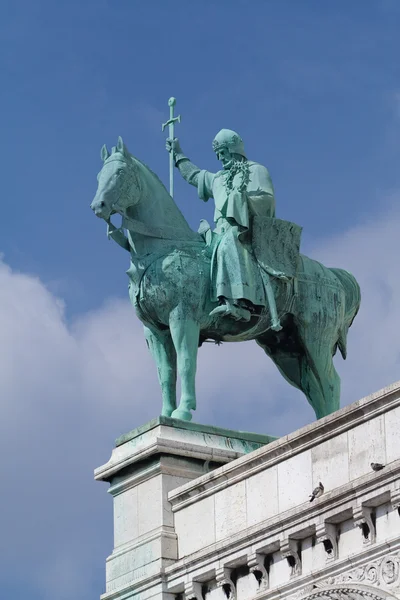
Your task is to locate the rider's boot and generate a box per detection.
[210,297,251,322]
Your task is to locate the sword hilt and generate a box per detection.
[162,115,181,131]
[162,97,181,132]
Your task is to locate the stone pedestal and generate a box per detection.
[95,382,400,600]
[95,417,275,599]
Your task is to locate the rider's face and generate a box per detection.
[216,147,233,169]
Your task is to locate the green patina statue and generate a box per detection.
[90,106,360,423]
[167,128,291,330]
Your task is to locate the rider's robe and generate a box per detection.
[177,158,275,305]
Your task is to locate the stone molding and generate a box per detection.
[168,381,400,511]
[183,580,203,600]
[96,420,274,483]
[391,486,400,511]
[166,535,400,600]
[170,548,400,600]
[165,467,400,587]
[323,550,400,594]
[302,583,400,600]
[107,455,207,497]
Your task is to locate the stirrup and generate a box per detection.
[209,303,251,322]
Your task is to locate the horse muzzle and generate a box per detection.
[91,194,112,220]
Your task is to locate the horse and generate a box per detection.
[90,137,361,422]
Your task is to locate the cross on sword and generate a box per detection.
[162,97,181,198]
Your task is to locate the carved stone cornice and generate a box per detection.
[216,566,236,599]
[248,551,269,591]
[316,521,338,561]
[184,580,203,600]
[280,538,302,577]
[353,506,376,545]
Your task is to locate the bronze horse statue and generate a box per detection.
[90,137,360,422]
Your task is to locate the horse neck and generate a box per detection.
[126,156,196,254]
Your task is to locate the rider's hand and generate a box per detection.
[166,137,182,155]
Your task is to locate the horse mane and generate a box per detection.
[128,152,194,234]
[132,154,169,195]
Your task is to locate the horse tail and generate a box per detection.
[330,268,361,359]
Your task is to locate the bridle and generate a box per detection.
[102,156,142,216]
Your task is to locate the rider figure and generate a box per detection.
[167,129,278,324]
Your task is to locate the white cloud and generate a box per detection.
[0,203,399,599]
[308,204,400,403]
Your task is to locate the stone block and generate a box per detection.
[174,495,216,556]
[236,572,259,600]
[114,486,139,548]
[215,480,247,542]
[311,431,349,492]
[277,451,312,512]
[137,475,163,536]
[268,551,291,588]
[337,517,360,557]
[246,466,278,527]
[300,536,314,576]
[384,404,400,464]
[375,502,400,543]
[348,415,386,480]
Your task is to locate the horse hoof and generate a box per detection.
[161,407,175,417]
[170,408,193,421]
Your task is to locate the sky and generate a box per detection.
[1,1,400,599]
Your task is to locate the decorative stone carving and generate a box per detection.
[280,538,302,577]
[380,555,399,586]
[323,551,400,593]
[247,552,269,591]
[301,583,400,600]
[316,521,338,561]
[353,505,376,545]
[184,581,203,600]
[216,567,236,599]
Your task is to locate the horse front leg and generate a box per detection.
[169,314,200,422]
[144,325,177,417]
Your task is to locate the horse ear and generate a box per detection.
[101,144,110,162]
[117,136,129,158]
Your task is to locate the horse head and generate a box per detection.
[91,136,141,221]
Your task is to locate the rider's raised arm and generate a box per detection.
[167,138,215,201]
[176,155,215,203]
[175,153,201,187]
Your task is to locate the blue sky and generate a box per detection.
[1,2,400,599]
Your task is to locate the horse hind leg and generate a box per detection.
[256,317,340,419]
[144,326,177,417]
[256,320,306,404]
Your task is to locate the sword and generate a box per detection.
[162,97,181,198]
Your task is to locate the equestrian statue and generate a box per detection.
[90,99,360,422]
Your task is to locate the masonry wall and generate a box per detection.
[95,382,400,600]
[166,382,400,599]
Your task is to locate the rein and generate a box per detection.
[121,214,201,242]
[104,155,201,244]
